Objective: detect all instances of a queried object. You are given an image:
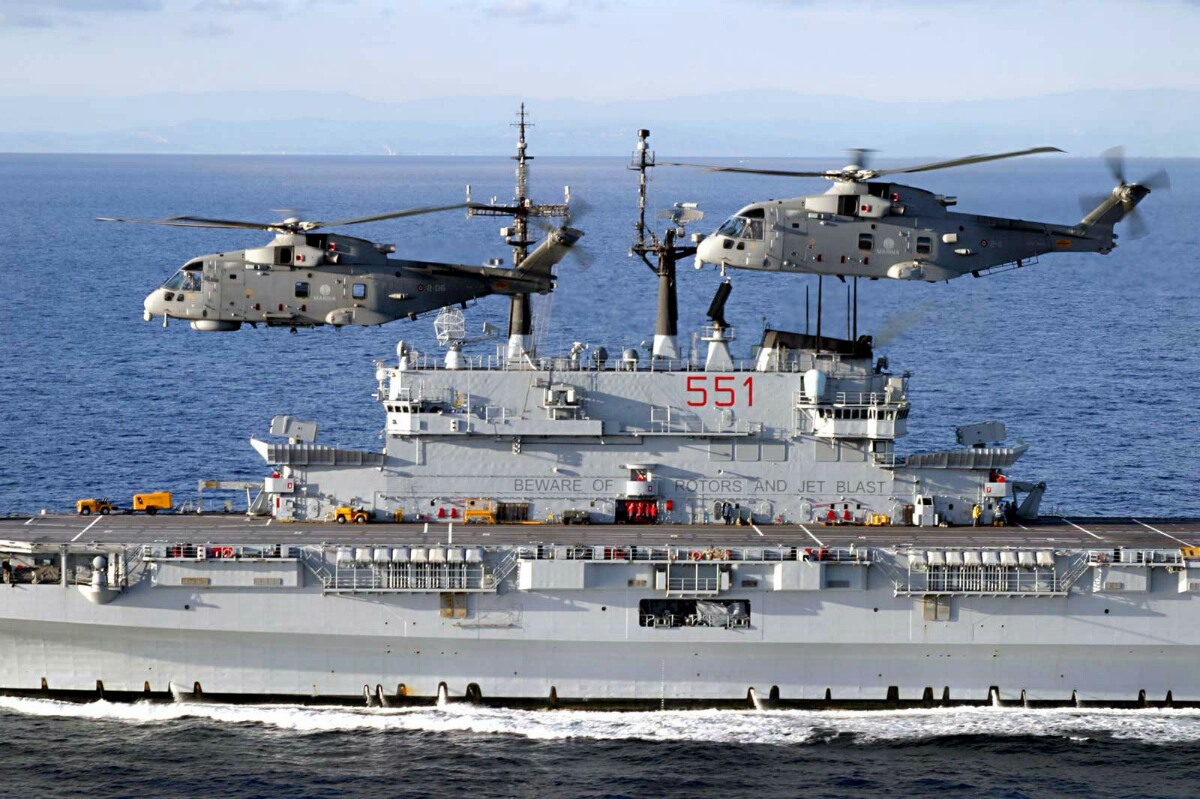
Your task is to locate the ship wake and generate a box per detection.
[1,696,1200,745]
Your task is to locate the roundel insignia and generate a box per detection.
[319,284,332,296]
[980,239,989,248]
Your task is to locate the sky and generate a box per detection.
[0,0,1198,103]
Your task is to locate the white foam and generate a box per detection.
[2,697,1199,745]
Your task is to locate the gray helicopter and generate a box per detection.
[101,204,583,331]
[673,146,1166,282]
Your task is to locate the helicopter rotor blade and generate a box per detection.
[96,215,279,230]
[846,148,876,171]
[311,203,468,230]
[1078,194,1111,216]
[569,241,596,271]
[660,161,833,178]
[566,195,591,225]
[1136,168,1171,192]
[871,146,1064,178]
[1123,207,1149,240]
[1102,145,1127,185]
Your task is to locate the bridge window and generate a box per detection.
[295,281,310,298]
[352,283,368,300]
[916,236,932,255]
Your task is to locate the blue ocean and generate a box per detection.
[0,151,1197,797]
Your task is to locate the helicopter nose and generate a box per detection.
[696,235,725,267]
[143,290,164,322]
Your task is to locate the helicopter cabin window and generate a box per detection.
[741,208,764,240]
[295,281,310,299]
[352,282,368,300]
[858,233,873,251]
[916,236,933,255]
[275,247,293,266]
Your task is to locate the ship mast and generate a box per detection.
[467,103,569,362]
[629,129,700,362]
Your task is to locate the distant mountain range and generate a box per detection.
[0,89,1195,156]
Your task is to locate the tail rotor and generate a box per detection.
[1092,146,1170,240]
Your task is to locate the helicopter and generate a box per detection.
[671,146,1167,282]
[101,204,583,331]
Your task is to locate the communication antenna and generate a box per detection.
[629,128,704,361]
[467,103,571,362]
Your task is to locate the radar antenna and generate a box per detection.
[434,306,497,370]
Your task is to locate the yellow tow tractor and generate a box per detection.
[334,506,370,524]
[76,498,117,516]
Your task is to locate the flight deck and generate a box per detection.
[4,514,1197,550]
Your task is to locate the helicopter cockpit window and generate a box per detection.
[716,216,743,238]
[716,208,765,241]
[163,269,202,292]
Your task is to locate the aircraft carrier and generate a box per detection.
[1,127,1196,710]
[3,310,1197,709]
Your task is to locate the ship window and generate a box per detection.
[916,236,932,255]
[352,283,368,300]
[275,247,293,266]
[295,281,310,298]
[858,233,873,251]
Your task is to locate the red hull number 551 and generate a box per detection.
[686,375,754,407]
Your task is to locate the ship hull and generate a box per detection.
[2,560,1198,709]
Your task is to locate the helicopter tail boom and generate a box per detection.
[515,226,585,278]
[1078,184,1151,232]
